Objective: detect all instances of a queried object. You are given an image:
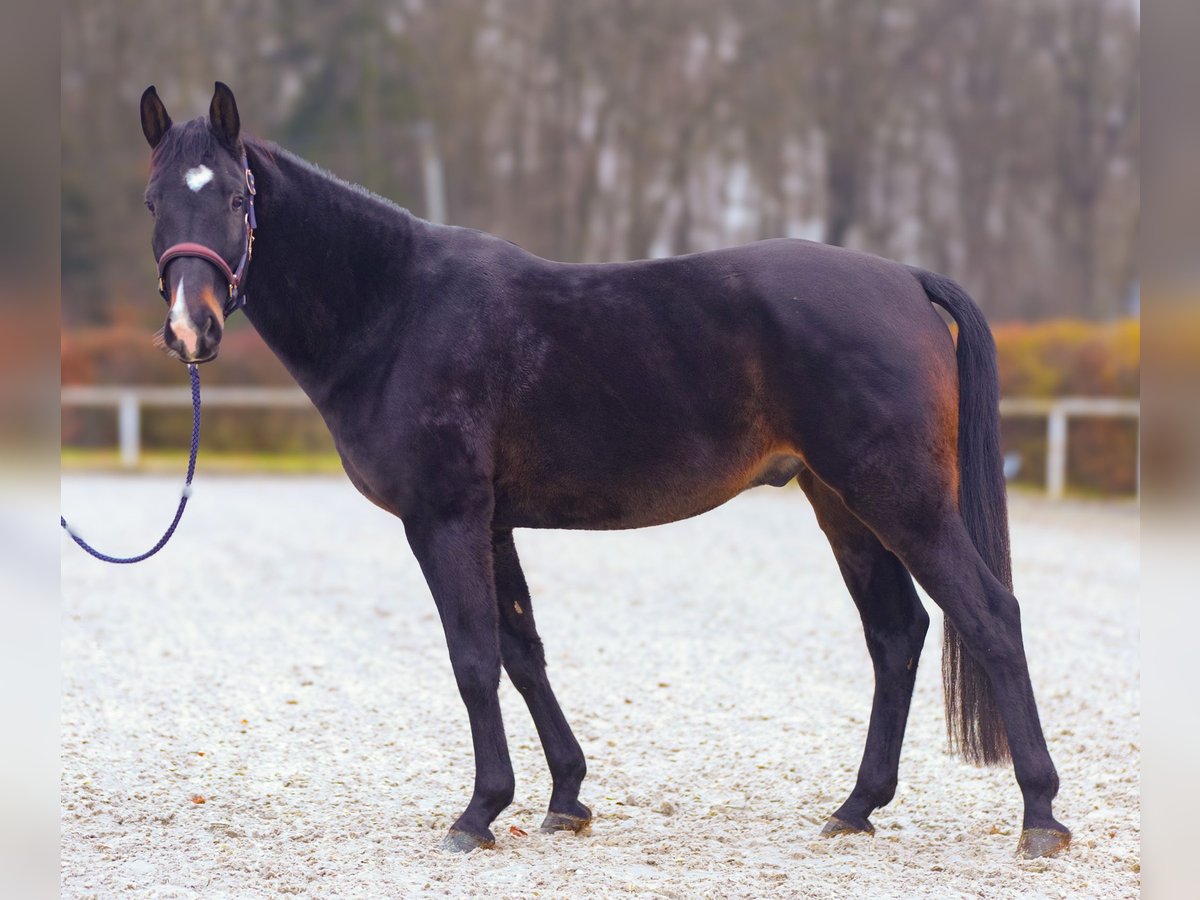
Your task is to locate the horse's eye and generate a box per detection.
[231,196,244,211]
[145,200,156,216]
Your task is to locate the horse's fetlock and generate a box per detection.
[1019,762,1059,802]
[847,774,898,813]
[557,753,587,788]
[866,777,898,809]
[486,778,516,812]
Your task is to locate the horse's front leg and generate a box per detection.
[403,511,514,852]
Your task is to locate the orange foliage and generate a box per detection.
[993,319,1139,495]
[993,318,1139,399]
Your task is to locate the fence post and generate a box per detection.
[1135,416,1141,502]
[1046,404,1067,500]
[415,121,447,225]
[118,391,141,469]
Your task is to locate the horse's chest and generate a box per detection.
[330,408,498,521]
[336,447,401,516]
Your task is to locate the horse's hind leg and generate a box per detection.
[889,513,1068,855]
[492,529,591,834]
[798,469,930,837]
[831,466,1069,857]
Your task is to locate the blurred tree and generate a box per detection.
[1039,0,1140,319]
[61,0,1139,328]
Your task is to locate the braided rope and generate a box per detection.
[61,364,201,563]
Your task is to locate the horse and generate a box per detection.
[137,82,1070,858]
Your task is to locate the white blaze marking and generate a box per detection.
[170,277,200,356]
[185,165,213,192]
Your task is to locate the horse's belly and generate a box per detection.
[490,323,802,529]
[492,443,804,530]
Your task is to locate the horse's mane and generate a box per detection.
[248,137,415,219]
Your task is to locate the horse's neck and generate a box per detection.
[241,143,419,403]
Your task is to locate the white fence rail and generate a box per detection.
[998,396,1140,499]
[63,387,1139,498]
[62,385,316,469]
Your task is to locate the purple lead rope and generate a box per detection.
[61,364,201,563]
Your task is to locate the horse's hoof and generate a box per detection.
[1017,827,1071,858]
[441,829,495,853]
[820,815,875,837]
[540,811,592,834]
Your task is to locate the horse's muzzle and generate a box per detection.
[163,303,222,364]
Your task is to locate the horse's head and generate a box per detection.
[140,82,253,364]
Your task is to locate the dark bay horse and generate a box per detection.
[138,83,1069,858]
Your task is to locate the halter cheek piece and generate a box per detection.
[157,150,257,318]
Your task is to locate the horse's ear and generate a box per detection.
[140,86,172,149]
[209,81,240,147]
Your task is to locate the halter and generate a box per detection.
[157,150,257,318]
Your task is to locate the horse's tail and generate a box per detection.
[909,267,1012,766]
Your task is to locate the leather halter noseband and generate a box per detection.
[157,150,258,318]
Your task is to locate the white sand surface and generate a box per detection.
[62,475,1139,898]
